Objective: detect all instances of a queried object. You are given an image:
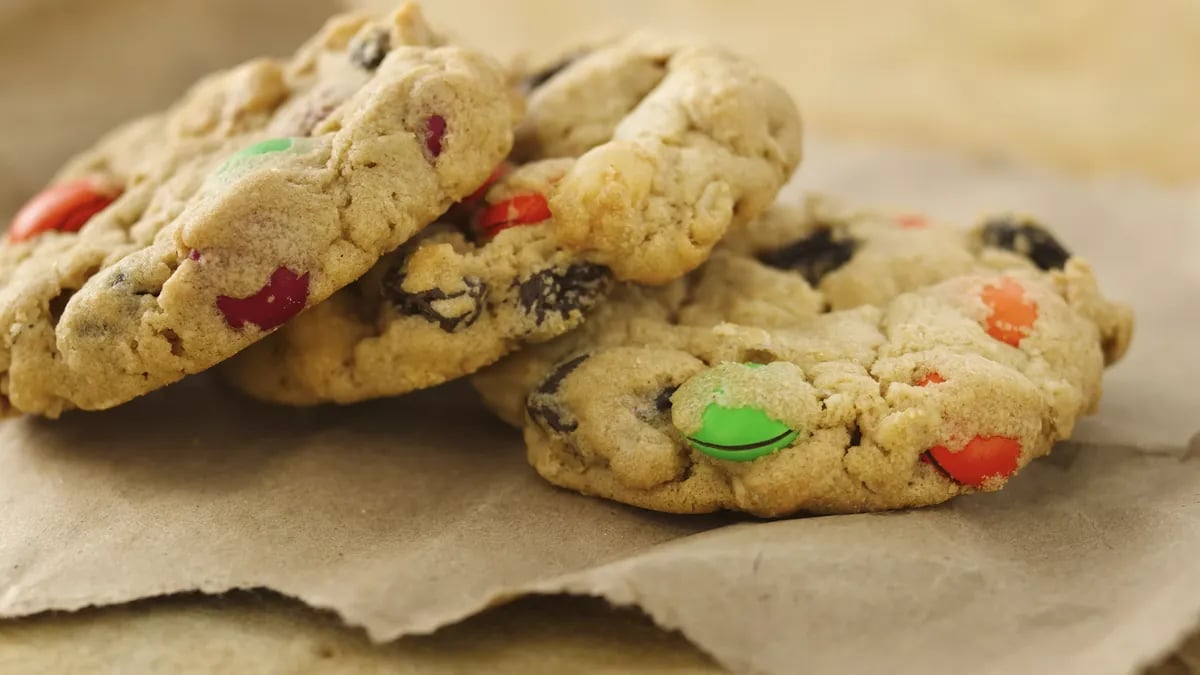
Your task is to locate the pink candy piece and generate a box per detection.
[425,115,446,158]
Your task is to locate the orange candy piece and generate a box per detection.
[7,177,120,243]
[980,277,1038,347]
[923,436,1022,488]
[476,193,551,237]
[896,214,928,229]
[915,371,946,387]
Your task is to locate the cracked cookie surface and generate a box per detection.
[472,194,1134,516]
[220,35,803,405]
[0,3,515,417]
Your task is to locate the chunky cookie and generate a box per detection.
[0,3,515,417]
[220,36,803,405]
[472,195,1133,516]
[512,34,804,282]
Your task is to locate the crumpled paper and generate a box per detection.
[1,136,1198,675]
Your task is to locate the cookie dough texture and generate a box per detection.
[0,3,516,417]
[223,160,614,404]
[473,195,1134,516]
[221,35,803,405]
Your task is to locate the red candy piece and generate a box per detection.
[915,371,946,387]
[897,214,928,229]
[476,193,551,237]
[216,267,309,331]
[981,277,1038,347]
[922,435,1021,488]
[425,115,446,158]
[462,163,510,207]
[7,177,121,243]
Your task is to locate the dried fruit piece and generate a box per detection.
[981,277,1038,347]
[979,216,1071,271]
[922,436,1021,488]
[477,194,552,237]
[757,225,858,286]
[216,267,309,331]
[897,214,928,229]
[7,177,121,243]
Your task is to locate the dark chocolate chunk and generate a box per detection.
[758,226,858,286]
[517,263,610,325]
[527,400,579,434]
[654,385,679,414]
[848,424,862,447]
[526,353,592,435]
[521,52,584,92]
[536,353,590,395]
[979,216,1072,271]
[383,268,487,332]
[349,28,390,70]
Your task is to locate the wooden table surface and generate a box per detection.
[1,0,1197,672]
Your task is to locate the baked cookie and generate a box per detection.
[0,3,516,417]
[511,34,804,283]
[220,35,803,405]
[472,195,1133,516]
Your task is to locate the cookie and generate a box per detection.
[219,35,804,405]
[472,195,1134,516]
[513,34,804,283]
[0,3,516,417]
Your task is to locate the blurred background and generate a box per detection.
[1,0,1198,222]
[1,0,1198,672]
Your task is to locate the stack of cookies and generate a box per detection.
[0,3,1133,517]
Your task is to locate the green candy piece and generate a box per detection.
[217,138,299,173]
[686,403,798,461]
[680,362,797,462]
[238,137,295,156]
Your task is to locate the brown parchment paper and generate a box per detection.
[1,135,1198,675]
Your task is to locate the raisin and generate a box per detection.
[757,226,858,286]
[526,353,591,435]
[517,263,610,325]
[383,268,487,333]
[979,216,1071,271]
[349,28,390,70]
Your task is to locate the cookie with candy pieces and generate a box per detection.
[472,194,1133,516]
[220,33,804,405]
[0,3,516,417]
